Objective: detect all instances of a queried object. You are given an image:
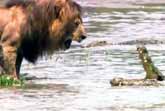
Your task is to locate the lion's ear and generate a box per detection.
[54,0,68,19]
[55,0,67,7]
[58,6,72,22]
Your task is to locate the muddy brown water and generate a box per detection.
[1,0,165,111]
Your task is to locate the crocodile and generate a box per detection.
[137,46,165,81]
[110,46,164,86]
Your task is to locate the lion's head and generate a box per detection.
[49,0,86,50]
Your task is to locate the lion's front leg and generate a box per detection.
[2,45,18,79]
[1,19,23,79]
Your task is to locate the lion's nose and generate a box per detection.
[81,35,86,40]
[78,35,87,42]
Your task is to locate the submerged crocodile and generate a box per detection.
[118,39,165,45]
[83,41,110,48]
[82,39,165,48]
[110,77,162,86]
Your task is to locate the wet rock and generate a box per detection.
[110,77,163,86]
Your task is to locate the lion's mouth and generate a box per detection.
[64,39,72,49]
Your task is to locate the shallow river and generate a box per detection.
[1,0,165,111]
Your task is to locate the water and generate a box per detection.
[1,0,165,111]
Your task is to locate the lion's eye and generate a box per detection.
[75,21,80,26]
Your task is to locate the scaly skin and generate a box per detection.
[137,46,164,81]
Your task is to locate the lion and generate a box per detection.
[0,0,86,79]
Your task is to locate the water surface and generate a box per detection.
[1,0,165,111]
